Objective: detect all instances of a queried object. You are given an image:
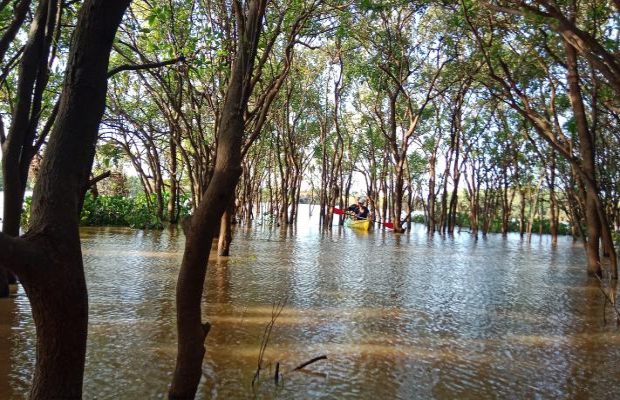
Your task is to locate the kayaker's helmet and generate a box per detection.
[359,198,366,205]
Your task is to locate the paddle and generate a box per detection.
[333,207,394,229]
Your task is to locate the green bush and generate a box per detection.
[411,213,425,224]
[22,192,192,230]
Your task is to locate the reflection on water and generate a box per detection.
[1,207,620,399]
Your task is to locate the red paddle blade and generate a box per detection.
[333,207,345,215]
[383,222,394,229]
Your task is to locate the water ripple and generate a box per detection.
[2,207,620,399]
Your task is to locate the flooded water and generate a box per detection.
[1,206,620,399]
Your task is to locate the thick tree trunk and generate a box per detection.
[23,255,88,399]
[169,1,267,397]
[0,1,129,397]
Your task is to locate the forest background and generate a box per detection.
[0,0,618,397]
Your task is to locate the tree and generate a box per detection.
[356,3,451,232]
[0,0,71,295]
[0,0,130,396]
[169,1,267,397]
[462,0,618,276]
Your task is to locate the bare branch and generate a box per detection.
[87,170,111,187]
[293,355,327,371]
[107,55,185,78]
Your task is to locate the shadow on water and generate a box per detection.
[2,205,620,399]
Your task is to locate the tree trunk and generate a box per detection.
[169,1,267,397]
[218,200,235,256]
[549,151,558,244]
[0,1,130,397]
[565,39,603,276]
[527,176,545,243]
[427,154,436,233]
[0,269,8,297]
[1,0,59,296]
[393,164,405,232]
[2,0,58,240]
[519,189,526,238]
[23,261,88,399]
[448,172,460,234]
[168,134,178,223]
[501,166,510,237]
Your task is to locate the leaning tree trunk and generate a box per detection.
[565,39,604,276]
[169,1,267,398]
[0,0,130,397]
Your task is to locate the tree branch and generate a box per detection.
[107,55,185,78]
[87,170,111,187]
[0,233,44,279]
[0,0,31,63]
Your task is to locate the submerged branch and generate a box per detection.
[293,355,327,371]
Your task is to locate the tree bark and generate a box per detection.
[0,0,130,397]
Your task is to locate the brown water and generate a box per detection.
[1,211,620,399]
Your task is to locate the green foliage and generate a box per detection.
[80,194,139,227]
[411,213,425,224]
[21,192,192,230]
[80,193,192,229]
[20,196,32,228]
[97,142,124,169]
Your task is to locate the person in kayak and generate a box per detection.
[347,198,361,214]
[354,198,369,220]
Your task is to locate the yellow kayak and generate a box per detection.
[346,218,371,231]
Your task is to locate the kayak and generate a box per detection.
[346,218,371,231]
